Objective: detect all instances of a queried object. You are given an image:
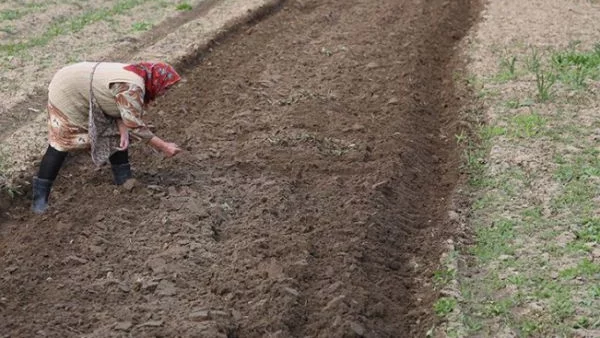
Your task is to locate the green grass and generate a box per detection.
[481,124,507,139]
[176,2,193,10]
[0,9,22,21]
[552,44,600,88]
[457,118,501,188]
[559,258,600,279]
[549,289,575,321]
[0,0,156,57]
[552,187,591,218]
[483,297,515,317]
[518,319,542,337]
[440,43,600,337]
[434,297,457,317]
[554,150,600,183]
[463,143,489,187]
[472,218,516,263]
[0,25,15,35]
[433,267,456,288]
[0,3,46,22]
[509,112,547,138]
[576,218,600,242]
[492,45,600,104]
[131,20,152,31]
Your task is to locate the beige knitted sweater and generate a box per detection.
[48,62,145,129]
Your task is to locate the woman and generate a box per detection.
[32,61,183,214]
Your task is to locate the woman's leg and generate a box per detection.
[32,145,68,214]
[109,150,132,185]
[37,145,68,180]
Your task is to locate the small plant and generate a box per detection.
[535,69,556,102]
[481,125,506,140]
[519,320,541,336]
[497,55,517,81]
[462,136,492,188]
[505,98,534,109]
[131,21,152,31]
[506,274,525,286]
[552,47,600,70]
[0,148,20,199]
[550,291,575,322]
[483,299,511,317]
[505,56,517,75]
[526,47,541,72]
[3,184,23,199]
[472,218,516,263]
[573,317,590,329]
[0,26,15,35]
[0,151,8,194]
[176,2,193,11]
[0,9,21,21]
[455,130,467,144]
[551,46,600,89]
[433,268,456,287]
[0,2,45,22]
[559,258,600,279]
[434,297,457,317]
[572,64,588,88]
[510,113,546,138]
[464,316,483,333]
[505,99,520,109]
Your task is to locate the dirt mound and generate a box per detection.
[0,0,480,337]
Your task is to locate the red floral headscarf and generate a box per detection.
[124,62,181,103]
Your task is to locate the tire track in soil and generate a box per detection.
[0,0,480,337]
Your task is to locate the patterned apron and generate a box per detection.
[88,62,121,166]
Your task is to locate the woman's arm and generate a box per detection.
[116,118,129,150]
[112,82,182,157]
[111,83,155,141]
[148,136,182,157]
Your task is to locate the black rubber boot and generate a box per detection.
[111,163,132,185]
[32,177,53,214]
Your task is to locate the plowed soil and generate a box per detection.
[0,0,480,337]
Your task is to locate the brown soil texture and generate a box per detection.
[0,0,480,337]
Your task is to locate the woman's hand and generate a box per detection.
[149,136,182,157]
[162,142,182,157]
[116,119,130,151]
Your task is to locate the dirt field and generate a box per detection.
[0,0,480,337]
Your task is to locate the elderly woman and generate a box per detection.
[32,61,182,214]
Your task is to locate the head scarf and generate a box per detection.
[124,62,181,103]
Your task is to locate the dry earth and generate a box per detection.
[1,0,482,337]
